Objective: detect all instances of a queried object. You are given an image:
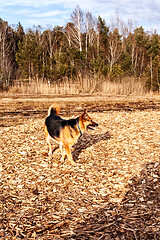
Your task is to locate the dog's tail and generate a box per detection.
[48,104,60,116]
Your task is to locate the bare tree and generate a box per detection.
[69,5,84,52]
[65,22,75,48]
[107,28,122,71]
[85,12,97,58]
[42,27,60,78]
[0,20,15,85]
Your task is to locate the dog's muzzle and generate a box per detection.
[87,121,98,130]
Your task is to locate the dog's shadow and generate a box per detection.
[72,131,111,161]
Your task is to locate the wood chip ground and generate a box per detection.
[0,99,159,239]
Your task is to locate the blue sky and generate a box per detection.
[0,0,160,33]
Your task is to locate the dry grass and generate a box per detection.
[4,76,148,96]
[101,77,145,95]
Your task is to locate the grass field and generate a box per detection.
[0,94,160,239]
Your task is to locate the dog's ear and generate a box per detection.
[83,109,87,114]
[82,109,87,119]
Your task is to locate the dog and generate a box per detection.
[44,104,98,165]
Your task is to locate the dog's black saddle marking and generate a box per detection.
[45,115,79,139]
[45,115,62,138]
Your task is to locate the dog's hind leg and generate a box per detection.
[44,125,53,156]
[60,143,66,162]
[47,137,52,156]
[45,134,52,157]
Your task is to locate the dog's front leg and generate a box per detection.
[64,145,76,165]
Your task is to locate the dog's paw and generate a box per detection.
[42,152,48,156]
[48,152,52,157]
[60,157,65,163]
[70,161,77,166]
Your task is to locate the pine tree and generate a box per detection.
[16,29,42,83]
[146,34,160,91]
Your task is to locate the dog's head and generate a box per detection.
[81,109,98,130]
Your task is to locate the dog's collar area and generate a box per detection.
[76,120,82,137]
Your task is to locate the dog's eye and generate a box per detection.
[86,116,91,121]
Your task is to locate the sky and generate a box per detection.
[0,0,160,33]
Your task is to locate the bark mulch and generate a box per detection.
[0,107,159,239]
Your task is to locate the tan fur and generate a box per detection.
[48,104,60,116]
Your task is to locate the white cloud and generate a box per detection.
[2,0,80,8]
[13,8,68,18]
[0,0,160,32]
[34,10,67,18]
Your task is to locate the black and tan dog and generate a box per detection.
[44,104,98,165]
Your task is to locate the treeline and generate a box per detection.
[0,6,160,92]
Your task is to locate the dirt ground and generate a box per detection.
[0,95,160,239]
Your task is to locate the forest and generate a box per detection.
[0,6,160,93]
